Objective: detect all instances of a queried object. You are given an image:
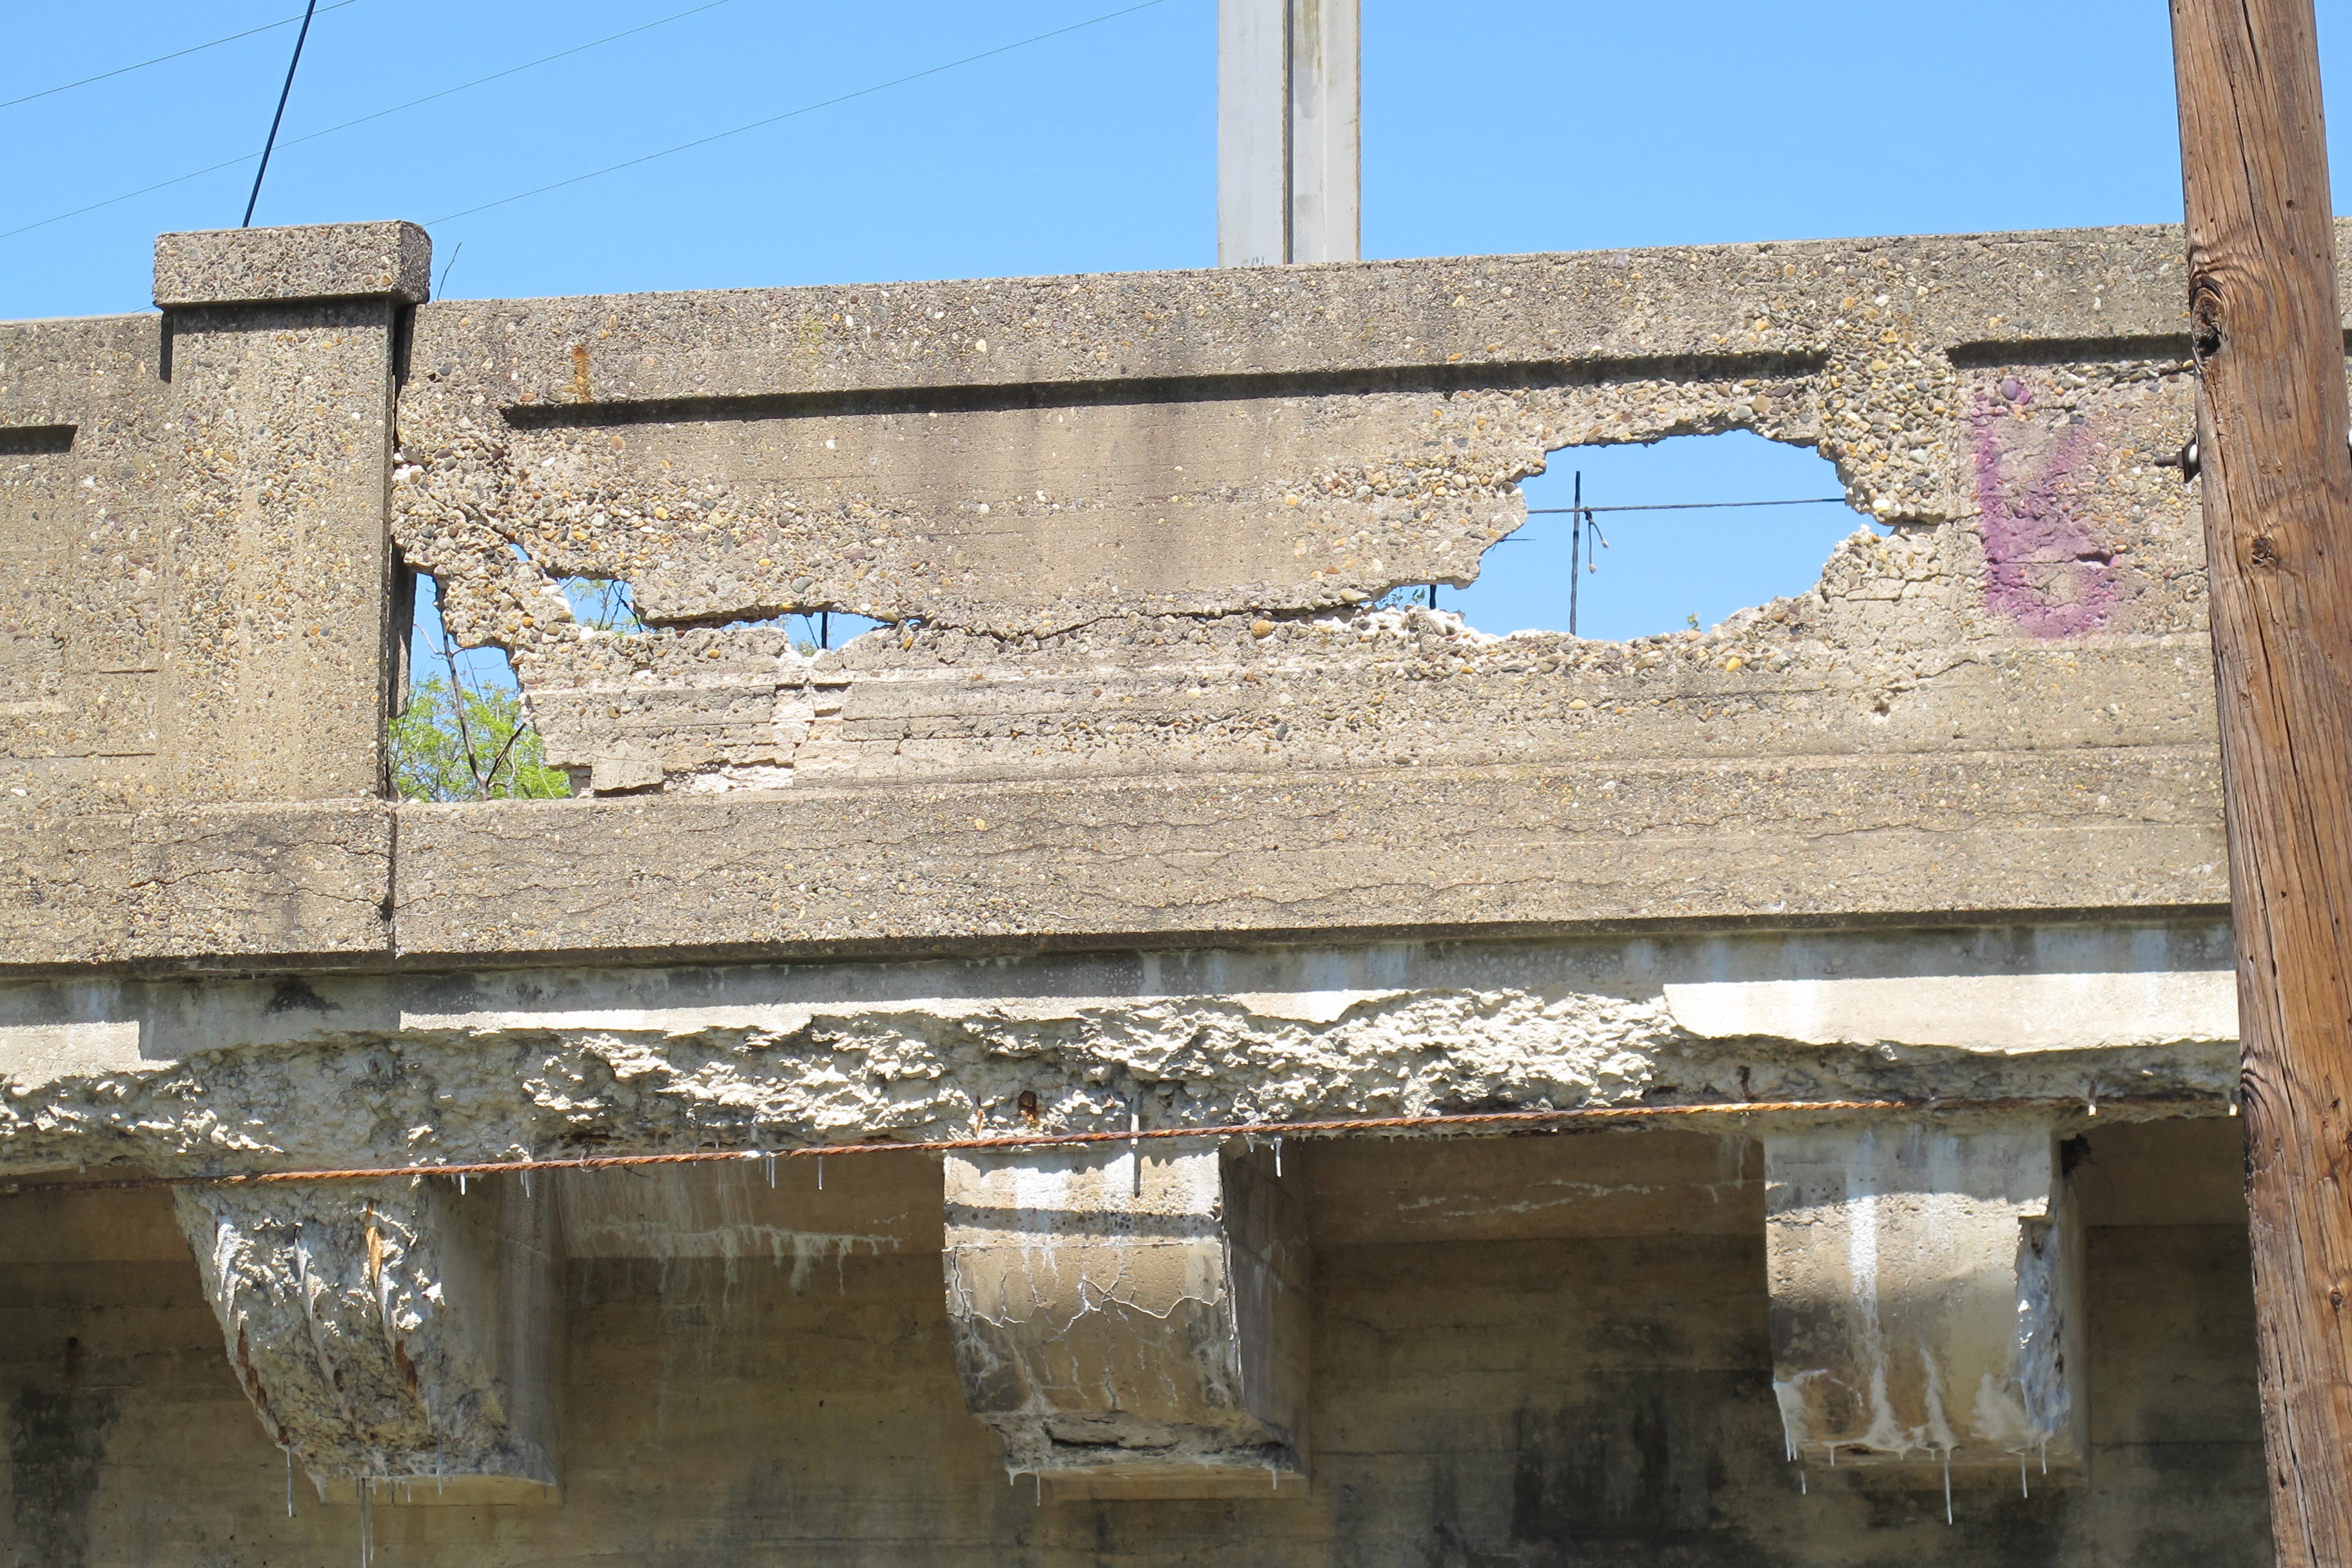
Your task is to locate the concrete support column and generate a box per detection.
[150,222,427,799]
[943,1141,1308,1498]
[1763,1122,2084,1475]
[1217,0,1360,265]
[173,1176,562,1501]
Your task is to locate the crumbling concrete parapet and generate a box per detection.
[0,222,2265,969]
[942,1141,1308,1498]
[1763,1121,2083,1476]
[172,1175,560,1502]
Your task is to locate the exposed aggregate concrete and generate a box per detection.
[1,972,2233,1181]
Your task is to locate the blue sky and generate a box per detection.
[6,0,2338,645]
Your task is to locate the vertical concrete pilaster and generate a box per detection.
[151,222,427,800]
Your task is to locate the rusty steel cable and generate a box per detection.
[0,1093,2223,1197]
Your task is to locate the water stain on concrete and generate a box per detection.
[8,1341,117,1568]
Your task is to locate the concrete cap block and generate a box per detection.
[154,220,431,308]
[1763,1122,2084,1473]
[943,1142,1309,1494]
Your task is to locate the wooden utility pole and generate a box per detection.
[2171,3,2352,1561]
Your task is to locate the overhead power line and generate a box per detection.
[1527,497,1852,515]
[0,0,738,244]
[0,0,364,114]
[427,0,1174,225]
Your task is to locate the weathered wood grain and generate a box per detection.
[2172,2,2352,1561]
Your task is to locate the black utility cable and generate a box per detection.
[427,0,1171,225]
[242,0,320,226]
[3,0,736,244]
[1568,471,1582,635]
[1527,497,1850,515]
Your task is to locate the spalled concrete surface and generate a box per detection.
[393,228,2215,618]
[0,923,2235,1178]
[389,224,2233,656]
[379,233,2233,960]
[173,1175,559,1494]
[3,221,2315,970]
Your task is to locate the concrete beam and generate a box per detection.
[942,1141,1308,1498]
[173,1175,560,1501]
[388,752,2225,961]
[1763,1122,2084,1475]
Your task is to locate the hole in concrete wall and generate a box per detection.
[793,609,885,651]
[683,607,887,652]
[558,576,648,634]
[554,573,885,652]
[1442,431,1887,640]
[390,573,570,802]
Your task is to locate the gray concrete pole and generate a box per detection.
[1286,0,1359,264]
[1217,0,1358,266]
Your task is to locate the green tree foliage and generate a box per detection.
[389,677,570,802]
[388,574,699,802]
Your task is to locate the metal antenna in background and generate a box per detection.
[242,0,320,227]
[1568,471,1582,637]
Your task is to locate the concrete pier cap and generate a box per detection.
[174,1175,562,1503]
[1763,1119,2084,1479]
[943,1140,1309,1500]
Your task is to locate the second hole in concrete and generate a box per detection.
[1443,431,1888,640]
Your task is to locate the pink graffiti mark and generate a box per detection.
[1973,399,2119,637]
